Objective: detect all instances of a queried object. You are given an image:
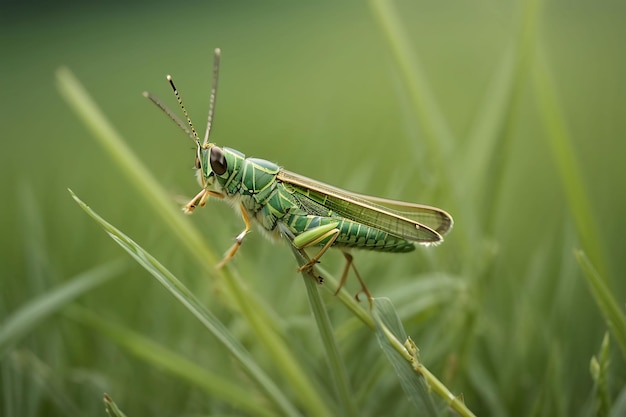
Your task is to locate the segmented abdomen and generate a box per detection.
[283,212,415,253]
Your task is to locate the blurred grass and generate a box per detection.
[2,0,626,416]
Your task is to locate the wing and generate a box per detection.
[277,169,453,244]
[349,193,453,235]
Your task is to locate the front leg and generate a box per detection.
[216,203,252,268]
[184,188,224,213]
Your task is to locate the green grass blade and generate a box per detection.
[285,237,358,417]
[68,306,277,417]
[305,263,374,329]
[57,69,328,417]
[372,298,477,417]
[281,228,474,415]
[0,261,125,359]
[103,394,128,417]
[70,190,306,417]
[576,250,626,357]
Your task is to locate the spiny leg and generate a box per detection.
[216,203,252,268]
[336,251,373,308]
[184,189,224,213]
[292,223,374,305]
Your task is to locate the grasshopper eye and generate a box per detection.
[210,147,227,175]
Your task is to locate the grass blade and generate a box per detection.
[70,189,306,417]
[57,68,329,417]
[283,232,358,417]
[280,219,475,415]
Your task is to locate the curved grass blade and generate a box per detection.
[70,190,304,417]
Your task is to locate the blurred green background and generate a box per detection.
[2,0,626,416]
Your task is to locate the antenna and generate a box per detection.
[142,47,222,147]
[142,91,195,143]
[167,75,201,146]
[203,48,221,146]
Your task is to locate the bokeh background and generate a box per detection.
[2,0,626,416]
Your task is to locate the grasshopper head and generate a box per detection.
[196,143,245,195]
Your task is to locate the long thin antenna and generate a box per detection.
[143,47,222,147]
[203,48,221,146]
[142,91,195,143]
[167,75,201,146]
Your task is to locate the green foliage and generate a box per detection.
[2,1,626,416]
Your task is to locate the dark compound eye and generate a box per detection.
[209,147,227,175]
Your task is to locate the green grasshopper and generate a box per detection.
[144,48,452,301]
